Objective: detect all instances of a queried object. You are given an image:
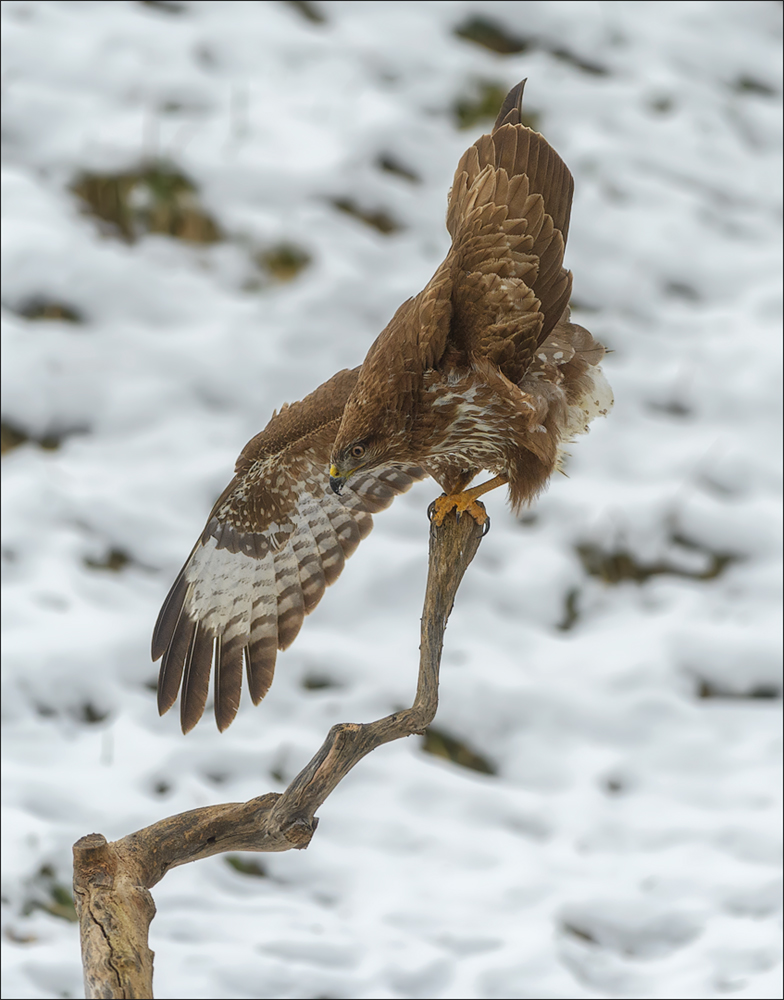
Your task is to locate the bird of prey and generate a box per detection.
[153,81,612,733]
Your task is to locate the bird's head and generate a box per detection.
[329,392,402,495]
[328,327,415,494]
[329,436,382,494]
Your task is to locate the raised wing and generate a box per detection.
[153,367,425,732]
[441,79,575,384]
[334,81,576,430]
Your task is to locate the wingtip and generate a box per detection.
[493,79,527,132]
[157,685,176,718]
[180,702,201,734]
[215,711,236,734]
[151,609,170,663]
[151,633,165,663]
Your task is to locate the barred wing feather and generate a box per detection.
[153,368,425,732]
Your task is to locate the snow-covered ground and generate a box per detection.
[2,2,781,998]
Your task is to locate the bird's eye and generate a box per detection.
[350,444,366,460]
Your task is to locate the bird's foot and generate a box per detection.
[428,493,490,532]
[427,474,507,534]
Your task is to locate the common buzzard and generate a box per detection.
[153,81,612,732]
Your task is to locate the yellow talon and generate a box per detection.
[431,494,489,527]
[429,475,508,526]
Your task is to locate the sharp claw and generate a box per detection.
[427,495,447,523]
[481,515,491,537]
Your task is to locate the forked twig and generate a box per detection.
[73,509,485,999]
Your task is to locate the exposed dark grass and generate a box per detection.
[72,161,221,245]
[332,197,401,235]
[422,726,497,775]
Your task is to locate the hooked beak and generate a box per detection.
[329,463,348,495]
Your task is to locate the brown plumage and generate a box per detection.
[153,81,612,732]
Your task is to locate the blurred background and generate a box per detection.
[2,2,782,998]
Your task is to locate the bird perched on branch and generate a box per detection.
[153,80,612,733]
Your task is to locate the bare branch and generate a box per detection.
[73,509,485,999]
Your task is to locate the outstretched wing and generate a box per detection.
[153,367,425,733]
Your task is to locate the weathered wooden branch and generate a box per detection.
[73,508,485,999]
